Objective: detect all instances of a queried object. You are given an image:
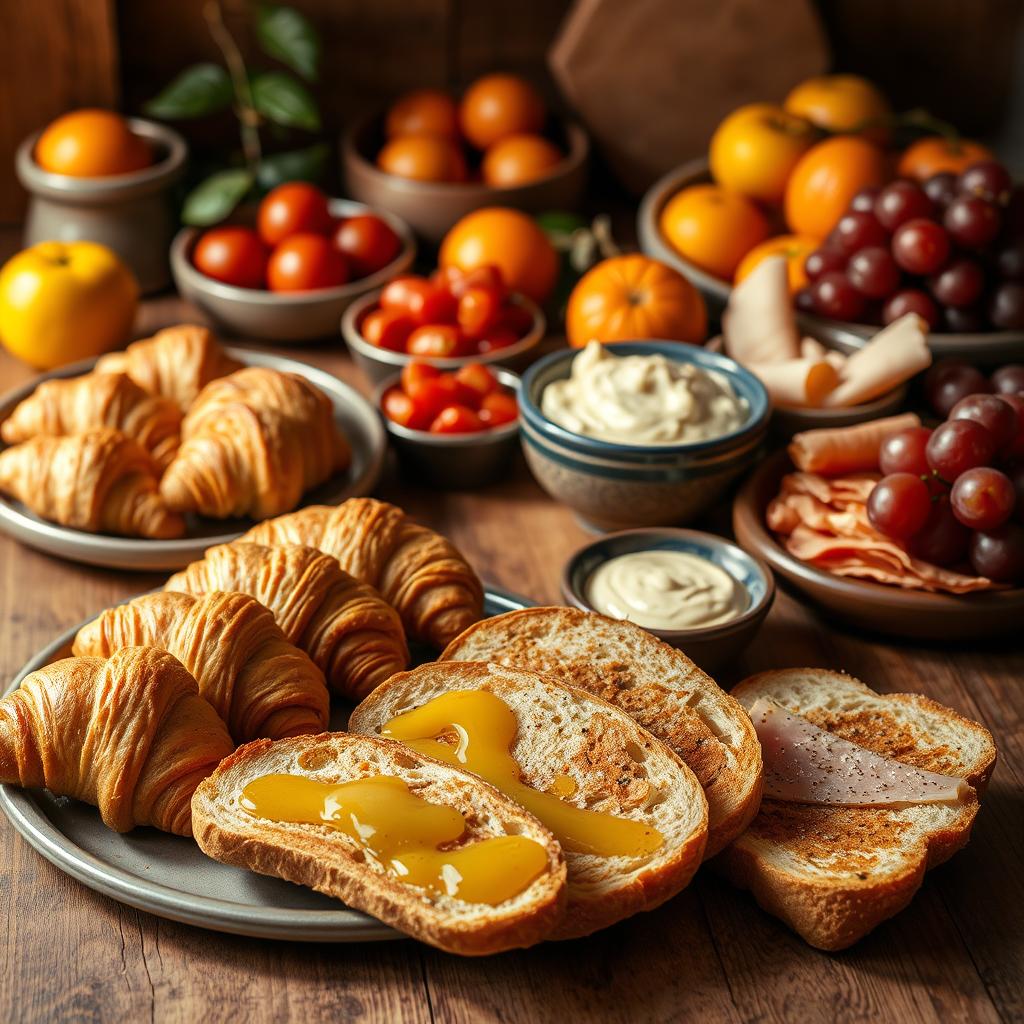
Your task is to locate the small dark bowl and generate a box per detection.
[561,528,775,674]
[373,367,520,489]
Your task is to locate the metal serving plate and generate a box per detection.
[0,586,533,942]
[0,348,387,571]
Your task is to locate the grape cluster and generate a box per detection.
[867,368,1024,582]
[798,160,1024,333]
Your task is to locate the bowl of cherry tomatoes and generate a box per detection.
[341,264,545,386]
[342,74,588,242]
[170,182,416,342]
[376,362,520,488]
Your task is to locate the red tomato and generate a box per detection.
[362,308,415,351]
[480,391,518,426]
[267,234,350,292]
[407,324,466,358]
[454,363,500,401]
[333,214,402,278]
[192,226,268,289]
[258,183,333,246]
[457,284,503,338]
[449,263,507,301]
[382,387,432,430]
[476,327,519,353]
[381,276,457,324]
[429,404,485,434]
[495,302,535,337]
[400,361,441,397]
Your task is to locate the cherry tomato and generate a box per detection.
[380,276,457,324]
[449,264,508,302]
[476,327,519,353]
[429,404,484,434]
[457,284,503,338]
[495,302,534,338]
[400,362,441,398]
[361,308,415,351]
[382,387,432,430]
[407,324,467,358]
[267,234,350,292]
[192,226,268,289]
[257,183,333,246]
[333,214,402,278]
[454,363,500,401]
[479,391,518,426]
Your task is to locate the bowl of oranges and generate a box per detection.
[342,73,589,242]
[170,182,416,343]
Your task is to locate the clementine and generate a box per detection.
[377,135,467,183]
[734,234,818,294]
[459,74,545,150]
[481,133,563,187]
[659,184,771,281]
[897,137,995,181]
[784,74,891,143]
[385,88,459,139]
[566,254,706,348]
[35,109,151,178]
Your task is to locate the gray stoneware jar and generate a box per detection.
[16,118,188,294]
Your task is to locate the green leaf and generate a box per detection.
[256,143,330,190]
[144,63,232,120]
[251,71,321,132]
[182,169,254,226]
[257,4,320,81]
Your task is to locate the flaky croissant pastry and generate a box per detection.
[160,367,350,520]
[73,590,330,741]
[96,324,243,412]
[241,499,484,648]
[0,647,233,835]
[0,428,185,538]
[1,371,181,471]
[165,543,409,700]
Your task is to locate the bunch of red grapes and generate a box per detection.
[798,159,1024,333]
[866,362,1024,582]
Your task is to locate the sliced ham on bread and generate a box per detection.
[439,607,762,858]
[720,669,997,951]
[349,661,709,940]
[191,732,567,955]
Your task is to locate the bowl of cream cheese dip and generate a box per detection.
[561,527,774,672]
[519,341,770,530]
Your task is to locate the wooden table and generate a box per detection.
[1,290,1022,1024]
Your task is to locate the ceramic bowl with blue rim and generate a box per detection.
[561,527,775,674]
[519,341,770,531]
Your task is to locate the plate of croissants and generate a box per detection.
[0,324,386,571]
[0,497,515,941]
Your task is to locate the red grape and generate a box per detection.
[951,467,1015,529]
[1004,186,1024,239]
[958,161,1013,204]
[992,364,1024,395]
[926,418,997,481]
[882,288,939,328]
[879,426,933,476]
[1000,394,1024,459]
[942,306,987,333]
[1007,461,1024,522]
[922,172,959,208]
[874,180,933,231]
[867,473,932,539]
[811,271,865,321]
[847,247,901,298]
[907,500,971,566]
[924,359,992,416]
[805,248,847,281]
[969,523,1024,582]
[835,211,888,254]
[944,194,1001,249]
[989,282,1024,330]
[928,258,984,308]
[794,287,816,313]
[850,186,881,213]
[996,241,1024,282]
[892,218,951,275]
[948,393,1018,452]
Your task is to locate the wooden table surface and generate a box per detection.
[1,289,1022,1024]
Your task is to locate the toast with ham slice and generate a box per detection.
[721,669,996,951]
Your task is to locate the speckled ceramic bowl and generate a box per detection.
[518,342,770,531]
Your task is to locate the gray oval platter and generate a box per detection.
[0,348,387,571]
[0,585,532,942]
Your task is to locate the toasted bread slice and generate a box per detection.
[191,732,567,955]
[349,661,708,939]
[720,669,997,951]
[440,607,761,858]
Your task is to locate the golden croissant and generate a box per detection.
[96,324,243,412]
[1,371,181,471]
[241,498,484,648]
[160,367,350,520]
[0,428,185,539]
[165,543,409,700]
[73,590,330,741]
[0,647,233,836]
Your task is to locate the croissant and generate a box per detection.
[160,367,350,520]
[0,371,181,471]
[96,324,243,412]
[73,590,330,741]
[0,647,233,835]
[241,499,484,648]
[165,543,409,701]
[0,429,185,539]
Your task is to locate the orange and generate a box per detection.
[897,137,995,181]
[377,135,467,183]
[709,103,817,205]
[784,74,891,143]
[459,73,545,150]
[385,88,459,139]
[440,207,558,303]
[35,109,151,178]
[566,254,706,348]
[784,136,889,240]
[734,234,818,294]
[481,133,563,187]
[659,184,771,282]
